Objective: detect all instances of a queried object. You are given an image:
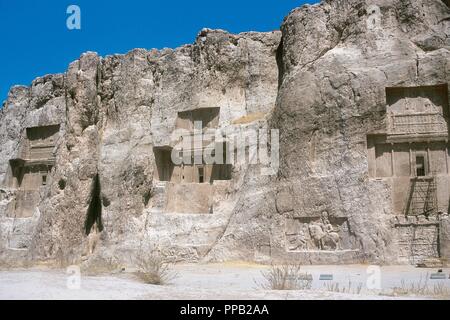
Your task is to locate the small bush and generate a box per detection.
[390,274,450,298]
[325,280,363,295]
[257,264,312,290]
[430,282,450,298]
[134,251,177,285]
[58,179,66,190]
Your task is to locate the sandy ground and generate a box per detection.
[0,263,449,300]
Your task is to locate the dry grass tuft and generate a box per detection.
[257,264,312,290]
[390,274,450,298]
[325,280,363,295]
[134,251,177,285]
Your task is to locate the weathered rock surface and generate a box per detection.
[1,0,449,267]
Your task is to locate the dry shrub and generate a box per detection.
[325,280,363,295]
[258,264,312,290]
[430,282,450,298]
[391,274,450,298]
[134,250,177,285]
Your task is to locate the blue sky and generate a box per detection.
[0,0,316,104]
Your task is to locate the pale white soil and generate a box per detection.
[0,263,449,300]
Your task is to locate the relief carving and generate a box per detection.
[286,211,356,252]
[386,85,449,136]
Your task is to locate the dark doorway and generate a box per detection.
[416,155,426,176]
[198,167,204,183]
[153,147,174,182]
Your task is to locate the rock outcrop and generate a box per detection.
[1,0,449,267]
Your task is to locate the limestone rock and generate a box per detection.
[0,0,449,267]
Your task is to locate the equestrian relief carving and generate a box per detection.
[285,212,357,252]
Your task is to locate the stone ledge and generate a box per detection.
[391,215,440,226]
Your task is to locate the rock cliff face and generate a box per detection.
[0,0,449,267]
